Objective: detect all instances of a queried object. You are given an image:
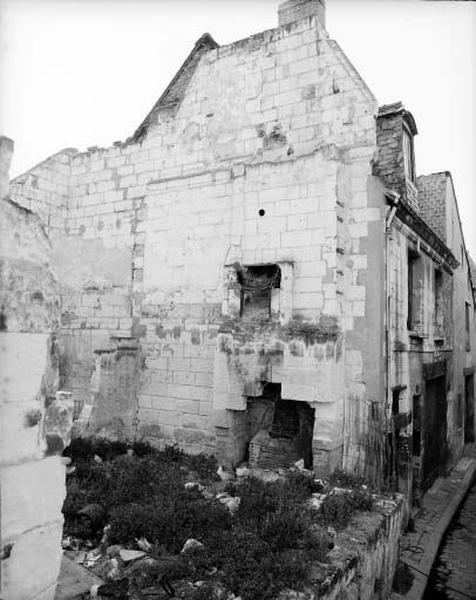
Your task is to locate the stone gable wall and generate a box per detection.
[9,15,387,475]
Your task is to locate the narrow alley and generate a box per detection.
[424,481,476,600]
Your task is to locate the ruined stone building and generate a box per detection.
[5,0,476,504]
[0,136,74,600]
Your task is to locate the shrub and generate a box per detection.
[329,469,369,489]
[319,489,373,529]
[392,561,414,594]
[63,443,334,600]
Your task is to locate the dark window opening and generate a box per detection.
[412,395,421,456]
[465,302,471,351]
[238,264,281,320]
[392,389,400,417]
[407,250,420,331]
[403,128,415,182]
[464,375,475,443]
[434,268,443,331]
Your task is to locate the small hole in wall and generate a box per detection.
[258,209,265,217]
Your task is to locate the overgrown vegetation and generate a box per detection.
[318,489,373,530]
[218,313,340,347]
[63,439,376,600]
[392,561,414,594]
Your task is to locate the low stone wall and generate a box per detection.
[316,495,407,600]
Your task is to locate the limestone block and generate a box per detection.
[1,456,66,541]
[0,332,49,463]
[1,519,63,600]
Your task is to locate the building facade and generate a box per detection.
[7,0,476,498]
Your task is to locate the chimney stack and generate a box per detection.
[278,0,326,28]
[0,136,14,201]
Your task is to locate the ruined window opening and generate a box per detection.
[238,264,281,320]
[403,127,415,182]
[465,302,471,351]
[434,268,443,331]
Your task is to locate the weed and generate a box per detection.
[63,440,330,600]
[329,469,369,489]
[392,561,414,594]
[319,489,373,529]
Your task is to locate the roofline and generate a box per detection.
[443,171,476,299]
[131,33,218,143]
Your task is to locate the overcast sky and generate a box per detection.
[1,0,475,256]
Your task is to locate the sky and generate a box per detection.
[1,0,475,256]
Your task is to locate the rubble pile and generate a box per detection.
[60,440,394,600]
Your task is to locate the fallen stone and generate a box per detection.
[216,492,241,513]
[118,549,146,563]
[217,465,235,482]
[236,465,251,478]
[185,481,205,493]
[61,536,80,551]
[181,538,204,554]
[135,536,152,552]
[308,492,326,510]
[84,549,102,568]
[54,554,103,600]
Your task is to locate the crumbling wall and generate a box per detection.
[0,137,73,600]
[128,15,381,473]
[9,148,77,238]
[10,7,386,476]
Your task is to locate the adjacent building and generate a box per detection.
[7,0,476,503]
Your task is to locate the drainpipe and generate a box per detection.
[384,190,400,487]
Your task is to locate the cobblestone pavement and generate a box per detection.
[391,444,476,600]
[424,480,476,600]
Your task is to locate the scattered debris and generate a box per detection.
[216,492,241,513]
[294,458,305,471]
[61,536,80,551]
[181,538,204,554]
[84,549,102,568]
[74,551,86,564]
[118,549,146,563]
[308,493,326,511]
[235,464,251,478]
[217,465,235,482]
[185,481,205,493]
[135,537,152,553]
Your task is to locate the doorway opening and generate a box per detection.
[464,374,475,444]
[246,383,315,469]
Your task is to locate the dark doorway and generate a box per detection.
[422,376,447,492]
[464,374,475,443]
[247,383,315,469]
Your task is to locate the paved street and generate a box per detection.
[423,481,476,600]
[391,445,476,600]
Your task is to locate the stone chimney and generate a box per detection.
[0,136,14,201]
[278,0,326,28]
